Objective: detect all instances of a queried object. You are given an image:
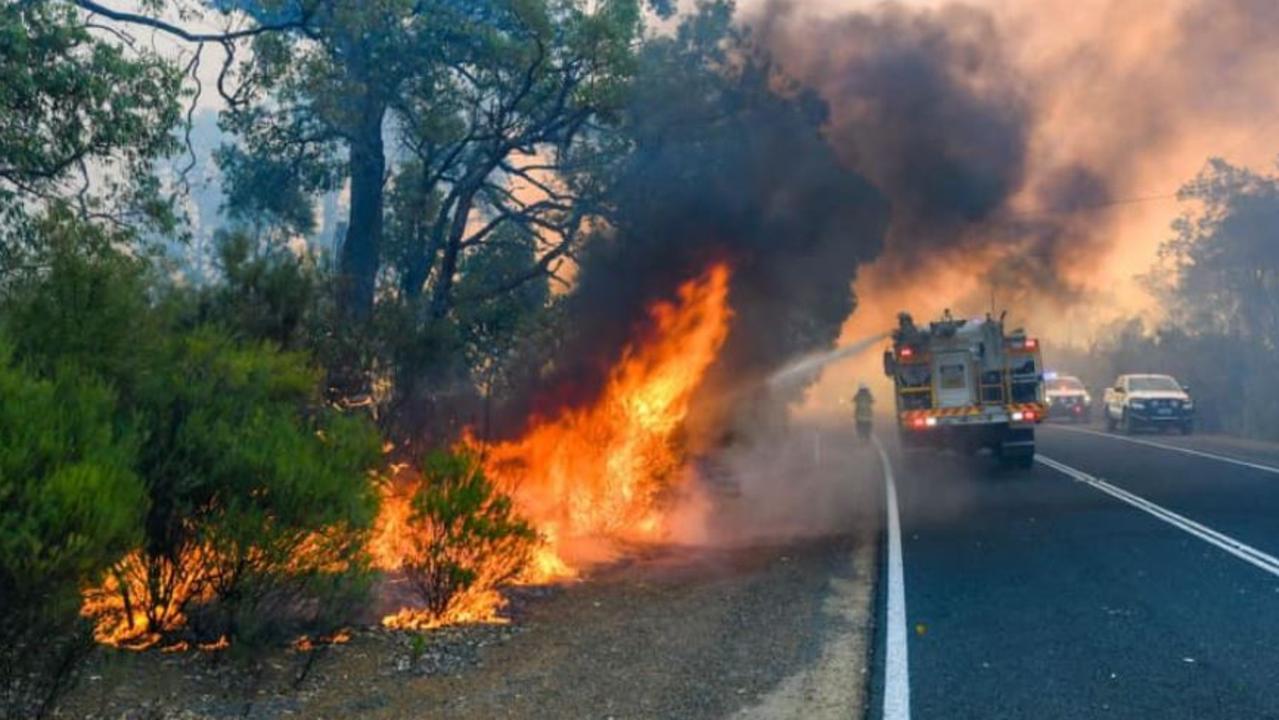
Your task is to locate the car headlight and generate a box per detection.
[1130,401,1146,409]
[1083,393,1091,405]
[1183,401,1194,410]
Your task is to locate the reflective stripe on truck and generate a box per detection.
[899,403,1046,425]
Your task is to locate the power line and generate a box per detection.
[999,191,1180,222]
[1005,116,1279,222]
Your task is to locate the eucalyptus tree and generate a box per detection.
[0,1,181,275]
[384,0,646,320]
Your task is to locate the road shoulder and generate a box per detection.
[731,527,878,720]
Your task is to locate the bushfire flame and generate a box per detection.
[86,264,734,642]
[484,262,733,578]
[372,262,733,628]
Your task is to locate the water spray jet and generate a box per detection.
[766,331,890,389]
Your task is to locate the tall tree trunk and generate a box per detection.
[429,187,477,319]
[339,104,387,321]
[401,169,438,301]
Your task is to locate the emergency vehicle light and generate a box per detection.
[899,346,914,359]
[1024,338,1038,349]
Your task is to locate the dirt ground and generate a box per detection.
[57,534,874,719]
[58,426,882,720]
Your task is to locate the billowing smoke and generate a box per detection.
[500,0,1279,434]
[751,0,1114,306]
[503,0,1091,437]
[773,0,1279,417]
[500,16,888,440]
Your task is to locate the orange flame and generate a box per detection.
[485,262,733,579]
[80,548,215,649]
[370,262,733,629]
[84,266,734,644]
[85,263,735,642]
[368,470,524,631]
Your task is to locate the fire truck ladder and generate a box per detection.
[979,363,1006,405]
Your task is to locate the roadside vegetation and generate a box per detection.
[0,0,820,716]
[1052,159,1279,439]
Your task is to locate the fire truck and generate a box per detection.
[882,310,1046,467]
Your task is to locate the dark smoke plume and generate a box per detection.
[753,0,1120,305]
[496,5,887,437]
[504,0,1238,434]
[501,0,1107,435]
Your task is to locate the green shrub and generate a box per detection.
[0,220,161,408]
[100,330,383,646]
[2,243,383,647]
[195,230,322,350]
[401,450,536,621]
[0,344,144,719]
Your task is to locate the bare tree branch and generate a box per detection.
[176,42,204,194]
[69,0,314,43]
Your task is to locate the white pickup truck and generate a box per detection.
[1103,374,1194,434]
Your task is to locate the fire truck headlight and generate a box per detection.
[1083,393,1091,405]
[1012,411,1025,421]
[925,416,938,427]
[1183,400,1194,410]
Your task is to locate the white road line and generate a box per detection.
[1049,425,1279,476]
[1036,454,1279,578]
[873,435,911,720]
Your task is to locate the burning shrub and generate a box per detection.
[0,344,144,718]
[385,450,536,628]
[86,331,382,647]
[2,238,383,648]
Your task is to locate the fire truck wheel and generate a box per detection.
[996,448,1035,469]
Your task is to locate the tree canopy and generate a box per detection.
[0,1,181,273]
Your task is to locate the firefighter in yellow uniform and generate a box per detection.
[853,383,874,440]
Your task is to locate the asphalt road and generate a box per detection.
[869,422,1279,720]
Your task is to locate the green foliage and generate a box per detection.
[111,328,383,644]
[2,235,382,647]
[0,351,142,603]
[195,230,323,350]
[453,223,557,430]
[402,449,536,619]
[0,1,181,269]
[219,0,645,322]
[1156,158,1279,346]
[214,146,326,237]
[0,343,144,719]
[1,215,162,404]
